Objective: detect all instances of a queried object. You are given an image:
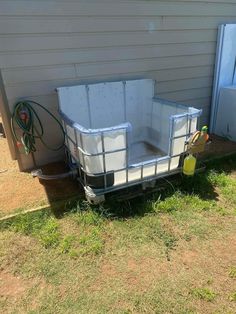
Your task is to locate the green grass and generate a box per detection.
[59,234,77,254]
[191,287,217,302]
[229,266,236,279]
[1,154,236,313]
[229,292,236,302]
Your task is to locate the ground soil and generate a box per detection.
[0,271,26,298]
[0,118,81,217]
[200,134,236,159]
[96,233,236,294]
[2,226,236,313]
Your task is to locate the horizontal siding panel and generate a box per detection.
[177,96,211,123]
[4,79,78,100]
[0,30,217,52]
[2,66,76,85]
[158,77,213,94]
[76,55,214,77]
[0,16,236,34]
[0,17,163,34]
[181,97,211,108]
[158,87,212,102]
[7,93,59,111]
[4,72,213,100]
[3,55,215,98]
[180,97,211,125]
[1,1,236,17]
[162,0,236,3]
[153,66,214,83]
[2,65,214,85]
[78,66,215,85]
[201,106,211,118]
[163,16,236,30]
[0,42,215,68]
[200,116,210,126]
[10,0,236,3]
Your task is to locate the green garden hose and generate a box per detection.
[11,100,65,155]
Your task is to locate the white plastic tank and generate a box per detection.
[57,79,202,201]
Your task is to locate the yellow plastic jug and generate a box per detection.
[183,154,196,176]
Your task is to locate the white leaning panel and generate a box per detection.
[210,24,236,133]
[88,81,124,129]
[125,79,154,141]
[57,85,90,128]
[215,86,236,141]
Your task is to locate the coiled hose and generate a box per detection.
[11,100,65,154]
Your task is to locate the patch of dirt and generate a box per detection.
[124,256,171,291]
[0,271,26,298]
[92,254,170,293]
[178,249,199,268]
[0,117,81,216]
[200,134,236,160]
[0,233,38,273]
[101,262,119,279]
[0,269,51,313]
[230,171,236,179]
[93,233,236,298]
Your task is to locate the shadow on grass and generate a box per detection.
[3,154,235,223]
[47,153,236,220]
[205,153,236,174]
[82,153,236,219]
[50,173,216,220]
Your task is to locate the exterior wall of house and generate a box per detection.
[1,0,236,170]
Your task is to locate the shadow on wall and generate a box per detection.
[0,120,6,138]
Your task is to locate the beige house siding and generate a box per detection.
[1,0,236,170]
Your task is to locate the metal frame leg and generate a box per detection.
[84,187,105,204]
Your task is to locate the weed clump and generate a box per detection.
[229,292,236,302]
[0,210,51,235]
[152,191,213,213]
[38,218,60,248]
[73,209,104,226]
[207,170,231,187]
[191,287,216,302]
[229,266,236,279]
[59,235,77,254]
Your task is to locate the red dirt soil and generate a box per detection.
[0,119,81,217]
